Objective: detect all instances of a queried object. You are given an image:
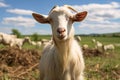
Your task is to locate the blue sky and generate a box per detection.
[0,0,120,35]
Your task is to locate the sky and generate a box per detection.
[0,0,120,35]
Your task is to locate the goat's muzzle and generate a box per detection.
[57,28,66,39]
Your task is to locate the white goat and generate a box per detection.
[103,44,115,51]
[36,41,42,47]
[92,38,96,43]
[32,5,87,80]
[30,41,37,46]
[95,41,103,49]
[76,36,81,42]
[12,37,31,49]
[82,44,89,50]
[0,33,15,47]
[0,33,30,49]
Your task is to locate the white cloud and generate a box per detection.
[0,27,12,34]
[0,26,51,35]
[2,16,36,27]
[72,2,120,33]
[73,2,120,21]
[6,8,35,15]
[0,2,9,7]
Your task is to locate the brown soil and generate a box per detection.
[82,48,103,57]
[0,47,41,80]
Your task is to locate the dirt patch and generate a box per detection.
[0,47,41,80]
[82,48,103,57]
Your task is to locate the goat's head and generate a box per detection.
[32,5,87,41]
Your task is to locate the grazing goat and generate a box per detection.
[32,5,87,80]
[12,37,31,50]
[103,44,115,51]
[0,33,16,47]
[0,33,30,49]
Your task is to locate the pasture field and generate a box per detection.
[0,36,120,80]
[80,36,120,80]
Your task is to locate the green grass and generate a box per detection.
[85,55,120,80]
[80,36,120,54]
[0,36,120,80]
[79,36,120,80]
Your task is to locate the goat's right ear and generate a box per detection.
[32,13,49,24]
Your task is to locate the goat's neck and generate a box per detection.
[53,36,74,71]
[54,38,73,54]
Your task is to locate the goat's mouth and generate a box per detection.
[57,34,66,40]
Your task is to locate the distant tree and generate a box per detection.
[112,33,117,37]
[31,33,40,41]
[102,34,106,37]
[11,29,21,38]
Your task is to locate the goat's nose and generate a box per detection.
[57,28,66,34]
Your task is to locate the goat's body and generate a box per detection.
[13,38,25,49]
[32,5,87,80]
[0,33,15,47]
[40,38,84,80]
[103,44,115,51]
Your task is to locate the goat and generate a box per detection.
[30,41,37,46]
[103,44,115,51]
[95,41,103,49]
[92,38,96,43]
[32,5,87,80]
[0,33,30,49]
[12,37,31,50]
[82,44,89,50]
[0,33,15,47]
[36,41,42,47]
[76,36,81,42]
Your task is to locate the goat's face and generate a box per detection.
[48,7,74,40]
[32,5,87,41]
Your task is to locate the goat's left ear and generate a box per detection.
[73,11,87,22]
[32,13,49,24]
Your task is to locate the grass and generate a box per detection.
[0,36,120,80]
[80,36,120,80]
[85,55,120,80]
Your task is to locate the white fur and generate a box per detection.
[30,41,37,46]
[0,32,16,47]
[92,38,96,43]
[103,44,115,51]
[12,37,31,49]
[76,36,81,42]
[0,33,30,49]
[95,41,103,49]
[82,44,89,49]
